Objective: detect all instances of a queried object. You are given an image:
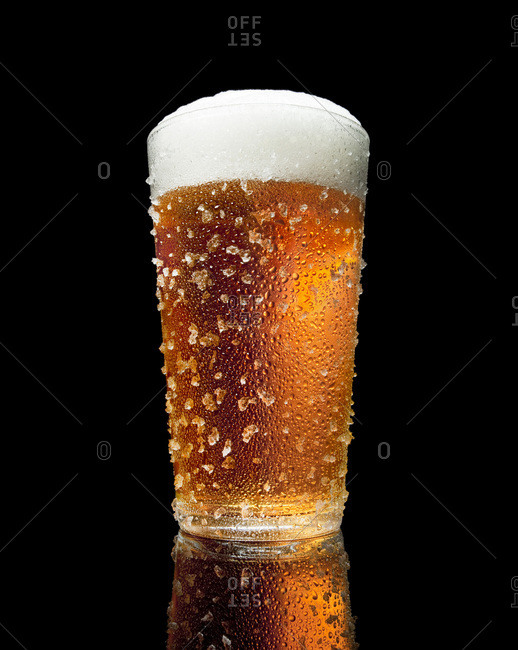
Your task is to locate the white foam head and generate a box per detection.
[147,90,369,200]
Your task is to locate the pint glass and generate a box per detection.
[147,90,369,540]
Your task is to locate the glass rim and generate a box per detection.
[176,529,344,559]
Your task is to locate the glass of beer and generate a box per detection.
[147,90,369,540]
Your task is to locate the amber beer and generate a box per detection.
[167,530,357,649]
[147,90,369,540]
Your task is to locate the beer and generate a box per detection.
[147,90,369,539]
[151,178,364,538]
[167,530,357,649]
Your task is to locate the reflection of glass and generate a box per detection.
[147,90,369,540]
[167,530,357,649]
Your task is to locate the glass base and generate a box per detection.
[175,503,345,541]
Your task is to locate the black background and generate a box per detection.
[0,6,515,649]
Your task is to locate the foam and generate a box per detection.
[147,90,369,200]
